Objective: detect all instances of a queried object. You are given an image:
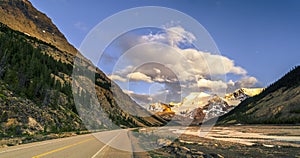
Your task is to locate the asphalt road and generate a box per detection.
[0,130,134,158]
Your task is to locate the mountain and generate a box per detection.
[0,0,165,138]
[218,66,300,124]
[176,92,212,114]
[148,89,263,125]
[224,88,264,106]
[186,95,232,124]
[0,0,76,56]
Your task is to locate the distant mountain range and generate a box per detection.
[148,88,263,125]
[218,66,300,124]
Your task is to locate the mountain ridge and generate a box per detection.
[0,0,77,56]
[217,66,300,124]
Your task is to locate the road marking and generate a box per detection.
[31,138,94,158]
[0,134,91,154]
[91,133,121,158]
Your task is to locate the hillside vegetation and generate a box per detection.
[0,23,82,137]
[218,66,300,124]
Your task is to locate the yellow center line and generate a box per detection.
[32,138,94,158]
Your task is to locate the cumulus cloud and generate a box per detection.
[141,33,166,43]
[141,26,196,47]
[127,72,153,83]
[112,44,247,83]
[107,25,259,104]
[227,76,258,92]
[180,48,247,76]
[153,68,161,74]
[227,80,235,87]
[234,76,258,88]
[166,26,196,47]
[197,78,228,91]
[108,74,126,82]
[122,89,134,94]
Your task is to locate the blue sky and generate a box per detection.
[30,0,300,96]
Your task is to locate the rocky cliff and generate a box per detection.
[0,0,76,56]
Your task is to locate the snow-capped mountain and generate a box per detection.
[225,88,264,105]
[173,92,211,115]
[147,88,264,124]
[182,95,232,123]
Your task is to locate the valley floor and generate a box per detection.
[150,125,300,157]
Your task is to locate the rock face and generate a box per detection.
[0,0,165,138]
[218,66,300,124]
[0,0,76,55]
[225,88,264,105]
[188,96,232,124]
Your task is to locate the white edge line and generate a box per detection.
[91,132,121,158]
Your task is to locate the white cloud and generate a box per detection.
[141,26,196,47]
[127,72,153,83]
[114,44,247,83]
[227,80,235,86]
[180,48,247,76]
[236,76,258,87]
[109,25,259,102]
[227,76,258,92]
[153,68,161,74]
[141,33,166,42]
[153,77,165,82]
[197,78,228,90]
[123,89,134,94]
[108,74,126,82]
[229,66,247,75]
[166,26,196,47]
